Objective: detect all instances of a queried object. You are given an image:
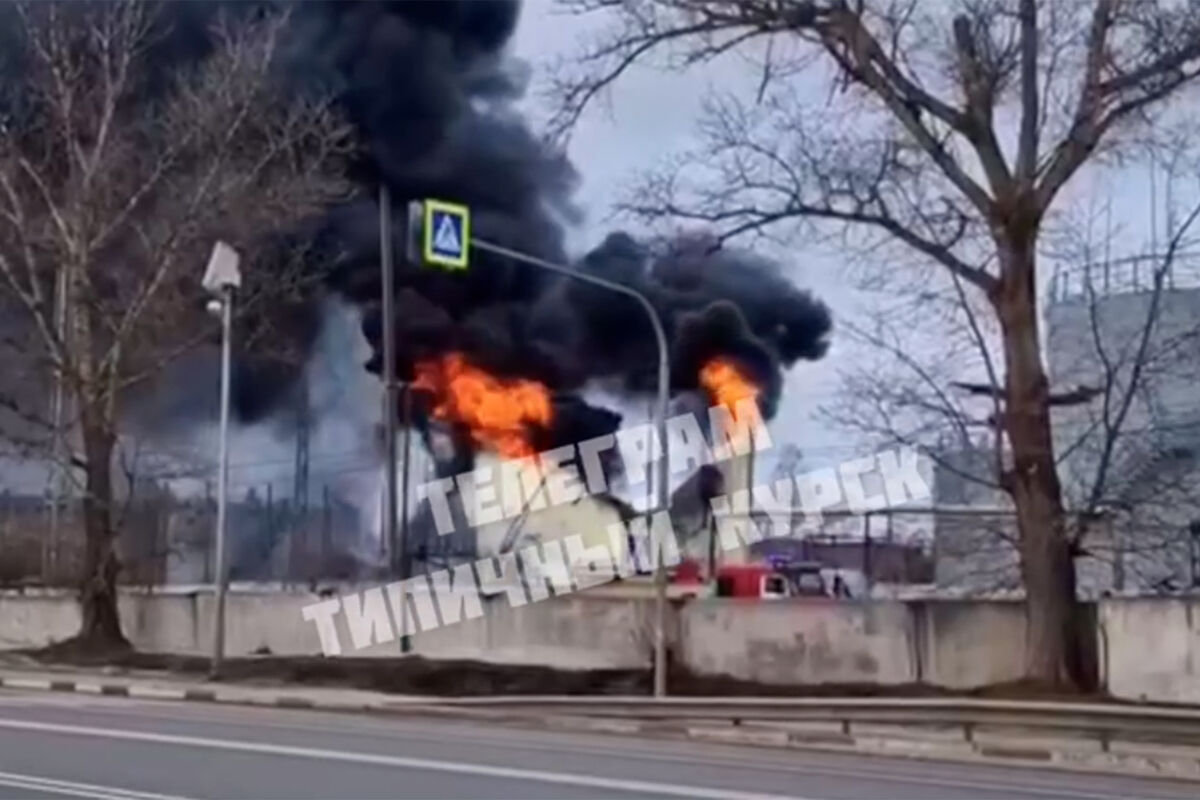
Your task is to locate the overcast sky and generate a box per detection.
[510,1,1199,477]
[512,4,865,473]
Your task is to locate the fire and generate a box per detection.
[699,357,760,419]
[413,352,553,458]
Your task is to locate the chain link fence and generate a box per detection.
[0,475,371,589]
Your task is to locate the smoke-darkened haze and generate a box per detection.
[101,0,834,473]
[276,1,827,463]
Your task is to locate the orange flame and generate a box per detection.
[413,352,553,458]
[699,357,760,419]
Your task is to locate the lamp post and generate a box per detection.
[202,241,241,680]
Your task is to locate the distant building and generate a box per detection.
[932,255,1200,596]
[930,442,1021,594]
[1047,255,1200,592]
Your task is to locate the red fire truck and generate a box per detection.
[672,559,830,599]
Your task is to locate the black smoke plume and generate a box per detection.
[128,2,833,465]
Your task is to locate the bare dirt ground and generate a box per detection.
[9,646,1114,702]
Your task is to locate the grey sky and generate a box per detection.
[511,1,1200,476]
[512,3,863,472]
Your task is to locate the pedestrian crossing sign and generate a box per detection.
[422,199,470,270]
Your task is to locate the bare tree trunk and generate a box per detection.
[995,235,1087,689]
[76,413,128,651]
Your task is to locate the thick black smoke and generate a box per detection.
[149,1,833,463]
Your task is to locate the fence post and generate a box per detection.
[862,513,873,595]
[203,480,213,583]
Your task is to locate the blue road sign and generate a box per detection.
[422,199,470,270]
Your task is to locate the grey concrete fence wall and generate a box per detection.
[1,587,1197,704]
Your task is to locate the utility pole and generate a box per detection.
[380,185,398,570]
[394,200,428,654]
[293,392,310,518]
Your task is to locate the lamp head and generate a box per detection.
[202,241,242,294]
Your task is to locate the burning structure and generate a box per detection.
[230,1,831,573]
[6,1,833,579]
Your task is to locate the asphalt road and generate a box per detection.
[0,688,1196,800]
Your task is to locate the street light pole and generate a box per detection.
[202,241,242,680]
[469,238,672,696]
[210,285,234,678]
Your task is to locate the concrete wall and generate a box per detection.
[0,591,80,649]
[5,588,1200,704]
[678,599,1033,689]
[0,589,1034,688]
[1100,597,1200,704]
[913,600,1028,688]
[0,586,651,669]
[680,600,918,685]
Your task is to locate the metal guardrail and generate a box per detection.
[395,696,1200,744]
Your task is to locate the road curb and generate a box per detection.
[0,675,335,712]
[2,672,1198,783]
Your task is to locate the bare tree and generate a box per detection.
[552,0,1200,688]
[829,212,1200,600]
[0,1,353,651]
[1047,175,1200,593]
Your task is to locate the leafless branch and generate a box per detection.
[0,1,355,623]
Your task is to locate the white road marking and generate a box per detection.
[0,717,812,800]
[0,769,191,800]
[0,698,1169,800]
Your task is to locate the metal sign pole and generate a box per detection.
[412,202,674,693]
[468,236,673,696]
[399,380,413,653]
